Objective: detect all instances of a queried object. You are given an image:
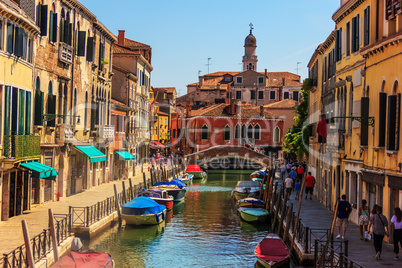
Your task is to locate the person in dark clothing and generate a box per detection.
[390,207,402,260]
[336,195,351,240]
[368,205,389,260]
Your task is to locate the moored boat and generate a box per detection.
[185,164,207,180]
[236,197,265,208]
[121,196,166,225]
[177,173,194,185]
[254,233,290,268]
[152,179,186,201]
[250,169,267,180]
[138,188,174,211]
[51,250,114,267]
[237,207,269,223]
[232,180,261,200]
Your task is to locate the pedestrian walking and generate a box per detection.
[304,172,315,200]
[296,165,304,181]
[336,194,352,240]
[280,163,286,180]
[368,205,389,260]
[289,167,297,187]
[358,199,370,240]
[284,175,293,197]
[286,162,291,175]
[390,207,402,261]
[295,179,301,200]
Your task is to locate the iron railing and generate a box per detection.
[3,135,40,159]
[314,240,364,268]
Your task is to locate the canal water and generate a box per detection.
[85,170,283,268]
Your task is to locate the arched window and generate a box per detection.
[254,124,260,140]
[273,127,280,144]
[201,125,209,140]
[247,125,253,139]
[49,4,57,42]
[34,77,43,126]
[241,124,247,139]
[47,82,56,127]
[224,125,231,141]
[235,124,241,139]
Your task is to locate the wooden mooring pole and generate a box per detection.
[114,184,122,226]
[283,203,293,242]
[143,172,147,189]
[48,209,59,262]
[272,188,283,231]
[317,200,339,267]
[277,192,289,236]
[129,178,133,200]
[288,178,306,258]
[21,220,35,268]
[122,181,127,204]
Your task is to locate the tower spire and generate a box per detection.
[249,22,254,34]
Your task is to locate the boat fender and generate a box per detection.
[155,213,160,222]
[162,211,165,220]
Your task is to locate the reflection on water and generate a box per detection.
[87,170,278,267]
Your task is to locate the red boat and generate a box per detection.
[51,250,114,267]
[185,165,207,180]
[138,188,174,210]
[255,233,290,268]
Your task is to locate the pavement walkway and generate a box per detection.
[0,164,154,255]
[288,191,399,267]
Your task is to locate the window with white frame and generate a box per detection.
[254,124,260,140]
[224,125,231,141]
[273,127,280,143]
[270,91,276,100]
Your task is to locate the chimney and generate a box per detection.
[199,76,204,88]
[260,105,264,116]
[185,101,192,117]
[118,30,125,46]
[230,99,236,115]
[282,78,286,86]
[265,69,267,77]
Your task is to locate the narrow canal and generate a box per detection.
[85,170,290,267]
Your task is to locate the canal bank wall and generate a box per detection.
[0,163,184,268]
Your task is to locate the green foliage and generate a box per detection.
[283,79,311,160]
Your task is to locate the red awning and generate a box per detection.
[150,141,165,149]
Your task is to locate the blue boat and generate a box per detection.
[152,179,186,201]
[121,196,166,225]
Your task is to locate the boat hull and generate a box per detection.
[122,209,166,225]
[238,207,269,223]
[187,171,206,180]
[153,198,174,211]
[237,198,265,208]
[167,189,186,201]
[255,233,290,268]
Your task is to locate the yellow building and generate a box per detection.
[0,0,40,220]
[309,0,402,225]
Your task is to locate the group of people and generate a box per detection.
[280,161,316,201]
[336,195,402,261]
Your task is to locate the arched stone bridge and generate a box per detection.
[186,146,274,170]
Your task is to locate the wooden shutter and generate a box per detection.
[4,86,11,135]
[18,90,25,135]
[63,20,69,44]
[49,11,53,41]
[60,18,65,42]
[360,97,369,146]
[77,31,86,56]
[98,42,103,67]
[14,27,25,57]
[40,5,48,36]
[68,23,72,45]
[47,94,56,127]
[52,13,57,42]
[6,23,14,54]
[86,37,94,61]
[25,91,31,135]
[351,17,356,52]
[11,88,18,134]
[378,92,387,147]
[355,14,360,51]
[387,95,397,150]
[396,94,401,150]
[364,7,370,46]
[34,90,44,126]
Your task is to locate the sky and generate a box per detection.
[81,0,340,97]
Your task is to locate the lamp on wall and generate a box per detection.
[43,114,81,125]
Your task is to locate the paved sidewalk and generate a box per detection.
[289,192,398,267]
[0,164,153,254]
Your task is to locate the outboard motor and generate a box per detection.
[71,237,83,252]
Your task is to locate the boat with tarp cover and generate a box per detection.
[51,250,114,267]
[185,164,207,180]
[232,180,261,200]
[138,188,174,210]
[255,233,290,268]
[121,196,166,225]
[237,207,269,223]
[177,173,194,185]
[152,179,186,201]
[236,197,265,208]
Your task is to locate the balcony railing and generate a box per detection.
[56,124,75,145]
[386,0,402,20]
[3,135,41,159]
[97,125,115,141]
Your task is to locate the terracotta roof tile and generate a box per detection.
[113,44,140,55]
[188,103,281,119]
[264,99,299,109]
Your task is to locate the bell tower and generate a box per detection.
[243,23,258,72]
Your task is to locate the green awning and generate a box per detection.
[20,162,58,181]
[75,145,106,163]
[116,151,136,161]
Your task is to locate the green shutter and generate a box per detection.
[14,27,24,57]
[47,94,56,127]
[360,97,369,146]
[86,37,94,61]
[11,88,18,134]
[52,13,58,42]
[4,86,10,135]
[388,95,397,150]
[77,31,86,56]
[64,20,69,44]
[396,94,401,151]
[379,92,387,147]
[60,18,64,42]
[25,91,31,135]
[34,90,43,126]
[49,11,53,42]
[6,23,14,54]
[40,5,48,36]
[19,90,25,135]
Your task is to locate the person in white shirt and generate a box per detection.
[284,176,293,197]
[390,207,402,261]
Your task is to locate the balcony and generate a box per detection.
[56,124,75,145]
[59,43,73,65]
[386,0,402,20]
[3,135,40,159]
[96,125,115,142]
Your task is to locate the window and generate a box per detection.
[360,97,369,146]
[258,77,264,84]
[235,124,240,139]
[387,84,400,151]
[346,22,351,56]
[284,92,289,99]
[273,127,280,143]
[201,125,209,140]
[86,36,94,61]
[364,7,370,46]
[49,7,57,42]
[270,91,276,100]
[293,91,299,101]
[352,14,360,53]
[0,20,3,50]
[335,28,342,61]
[258,91,264,100]
[224,125,230,141]
[251,90,256,100]
[77,31,86,56]
[36,3,48,36]
[34,77,43,126]
[224,76,231,82]
[236,77,242,84]
[247,125,253,139]
[378,92,387,147]
[241,124,247,139]
[172,129,176,138]
[60,10,72,45]
[84,92,88,129]
[6,23,26,58]
[254,124,260,140]
[236,90,242,100]
[47,82,56,127]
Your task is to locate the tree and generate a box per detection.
[283,79,311,160]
